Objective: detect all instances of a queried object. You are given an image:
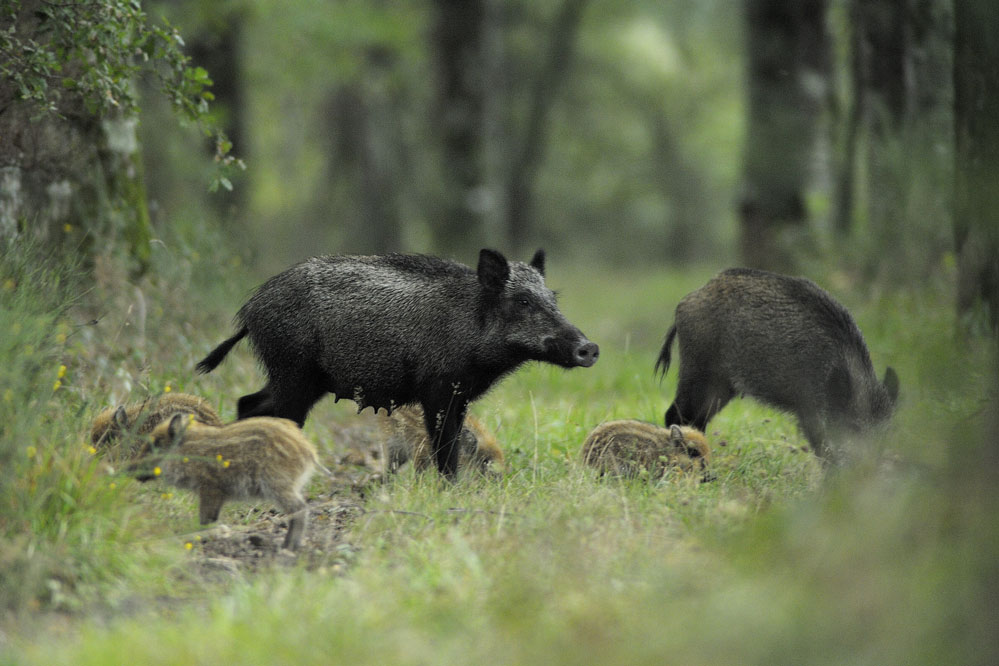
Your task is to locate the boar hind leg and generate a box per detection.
[241,377,326,428]
[198,488,225,524]
[279,495,309,550]
[238,386,273,420]
[666,377,733,432]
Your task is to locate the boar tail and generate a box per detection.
[196,327,248,374]
[654,324,678,380]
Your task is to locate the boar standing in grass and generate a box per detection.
[581,420,711,479]
[656,268,899,463]
[91,393,223,457]
[378,404,504,476]
[128,415,331,550]
[197,249,598,478]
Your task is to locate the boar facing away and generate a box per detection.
[656,268,899,462]
[197,249,598,478]
[128,415,330,550]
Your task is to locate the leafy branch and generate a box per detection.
[0,0,243,190]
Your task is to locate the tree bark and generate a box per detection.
[504,0,588,255]
[0,0,151,271]
[954,0,999,332]
[323,80,402,255]
[432,0,486,257]
[0,101,151,272]
[739,0,830,271]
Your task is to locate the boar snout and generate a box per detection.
[544,334,598,367]
[574,340,599,367]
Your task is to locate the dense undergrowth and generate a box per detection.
[1,228,997,664]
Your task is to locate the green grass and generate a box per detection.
[3,238,997,665]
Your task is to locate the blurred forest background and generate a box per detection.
[4,3,999,659]
[2,0,996,332]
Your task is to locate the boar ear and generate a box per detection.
[167,412,188,442]
[477,249,510,296]
[529,248,546,276]
[113,406,129,429]
[883,366,899,407]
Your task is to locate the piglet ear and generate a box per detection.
[669,424,683,440]
[113,406,129,429]
[477,249,510,296]
[529,248,546,276]
[167,413,188,442]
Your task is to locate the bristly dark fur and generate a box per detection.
[196,249,598,478]
[658,267,898,463]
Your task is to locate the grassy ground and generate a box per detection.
[1,232,996,665]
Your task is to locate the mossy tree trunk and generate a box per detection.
[0,101,152,274]
[0,1,153,272]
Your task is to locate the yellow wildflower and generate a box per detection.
[57,365,67,379]
[153,466,161,476]
[223,460,230,468]
[161,492,173,500]
[63,223,73,233]
[88,446,97,455]
[53,380,61,391]
[164,384,172,393]
[184,542,194,551]
[26,446,36,458]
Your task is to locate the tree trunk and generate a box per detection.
[0,1,151,271]
[432,0,486,257]
[323,81,402,255]
[739,0,830,271]
[0,103,151,273]
[954,0,999,332]
[504,0,588,255]
[834,0,952,278]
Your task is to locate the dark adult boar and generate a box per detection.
[656,268,898,463]
[197,249,598,477]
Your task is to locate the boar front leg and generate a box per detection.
[422,399,467,480]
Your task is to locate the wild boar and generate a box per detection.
[91,393,223,457]
[581,420,711,479]
[197,249,598,478]
[378,404,505,476]
[656,268,899,462]
[128,414,331,550]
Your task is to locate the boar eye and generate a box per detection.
[517,297,531,308]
